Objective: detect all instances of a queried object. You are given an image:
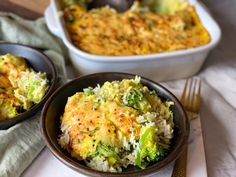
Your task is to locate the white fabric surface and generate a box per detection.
[164,1,236,176]
[198,1,236,176]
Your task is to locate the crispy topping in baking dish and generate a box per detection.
[62,0,210,56]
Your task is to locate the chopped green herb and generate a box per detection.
[89,127,100,136]
[84,87,94,96]
[149,90,157,96]
[80,130,86,134]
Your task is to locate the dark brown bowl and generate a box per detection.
[41,72,189,177]
[0,42,57,129]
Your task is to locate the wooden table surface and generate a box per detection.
[0,0,50,19]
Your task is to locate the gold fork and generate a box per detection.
[171,77,201,177]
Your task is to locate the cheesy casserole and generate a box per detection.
[0,54,49,120]
[63,1,210,56]
[58,77,174,172]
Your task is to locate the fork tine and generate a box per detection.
[187,78,194,110]
[181,77,201,114]
[189,78,200,113]
[190,78,198,110]
[194,79,201,113]
[180,79,190,107]
[181,78,193,108]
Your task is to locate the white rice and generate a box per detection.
[86,156,122,172]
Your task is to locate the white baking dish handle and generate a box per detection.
[45,5,61,38]
[189,0,198,4]
[190,0,212,15]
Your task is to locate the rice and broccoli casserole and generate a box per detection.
[62,0,210,56]
[58,77,174,172]
[0,53,49,120]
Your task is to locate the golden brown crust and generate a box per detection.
[63,5,210,56]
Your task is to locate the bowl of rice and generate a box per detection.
[41,72,189,176]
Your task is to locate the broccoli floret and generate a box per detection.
[13,69,49,109]
[0,100,19,120]
[123,88,151,113]
[96,143,119,166]
[141,0,187,15]
[135,125,158,168]
[135,125,171,169]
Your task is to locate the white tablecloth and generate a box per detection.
[196,0,236,176]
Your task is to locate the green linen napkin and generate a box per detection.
[0,12,67,177]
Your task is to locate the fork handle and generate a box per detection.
[171,145,188,177]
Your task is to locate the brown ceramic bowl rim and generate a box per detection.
[0,42,57,129]
[41,72,189,177]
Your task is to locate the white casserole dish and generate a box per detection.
[45,0,221,82]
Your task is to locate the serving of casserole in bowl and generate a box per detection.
[0,43,57,129]
[45,0,221,81]
[41,72,189,176]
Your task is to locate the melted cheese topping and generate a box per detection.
[64,5,210,56]
[60,92,141,158]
